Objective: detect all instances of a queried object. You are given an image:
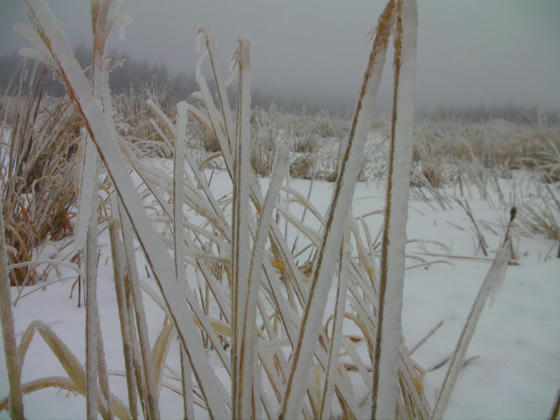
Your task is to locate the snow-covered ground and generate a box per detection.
[1,169,559,419]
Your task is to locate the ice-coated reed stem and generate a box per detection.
[319,232,350,419]
[173,101,196,419]
[242,144,290,418]
[108,195,138,419]
[118,200,161,420]
[84,168,100,420]
[372,0,418,418]
[431,245,509,420]
[280,0,394,417]
[231,38,252,420]
[0,204,25,419]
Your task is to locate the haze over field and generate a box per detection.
[1,0,559,111]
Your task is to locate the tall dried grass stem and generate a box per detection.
[0,202,25,419]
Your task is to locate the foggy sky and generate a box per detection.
[1,0,559,111]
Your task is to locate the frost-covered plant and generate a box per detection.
[517,184,560,249]
[0,62,80,286]
[0,0,466,418]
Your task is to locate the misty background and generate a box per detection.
[1,0,559,116]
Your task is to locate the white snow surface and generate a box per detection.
[1,168,559,419]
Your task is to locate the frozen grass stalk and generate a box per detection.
[231,38,252,420]
[172,101,195,419]
[431,244,510,420]
[242,144,290,417]
[3,320,131,418]
[0,208,25,419]
[108,195,138,419]
[279,0,395,417]
[85,2,117,416]
[372,0,418,418]
[84,164,101,420]
[118,202,160,419]
[319,232,351,419]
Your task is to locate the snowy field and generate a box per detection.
[1,167,558,419]
[1,0,559,418]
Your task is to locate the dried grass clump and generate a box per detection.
[534,137,560,184]
[517,184,560,243]
[191,116,220,152]
[248,105,348,181]
[314,110,348,138]
[250,146,273,176]
[411,119,560,182]
[349,116,560,187]
[113,86,178,158]
[1,62,81,285]
[292,135,318,154]
[254,106,349,144]
[289,154,316,179]
[410,164,448,188]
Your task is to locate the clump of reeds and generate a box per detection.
[289,154,316,179]
[3,0,427,418]
[1,60,81,285]
[516,184,560,258]
[2,0,525,419]
[411,118,560,185]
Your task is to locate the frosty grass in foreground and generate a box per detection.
[1,0,559,419]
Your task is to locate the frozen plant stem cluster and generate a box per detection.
[0,0,514,418]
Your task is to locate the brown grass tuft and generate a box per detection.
[1,62,80,285]
[289,155,315,179]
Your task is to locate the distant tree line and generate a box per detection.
[1,47,558,123]
[429,103,559,125]
[0,46,301,112]
[0,45,198,103]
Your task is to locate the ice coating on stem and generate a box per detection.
[75,131,98,253]
[279,1,395,416]
[373,0,418,418]
[231,38,252,420]
[431,246,509,420]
